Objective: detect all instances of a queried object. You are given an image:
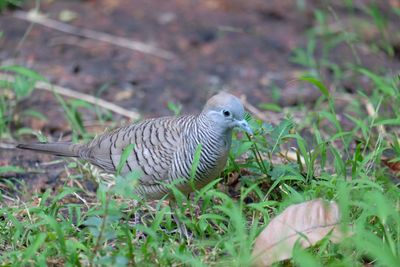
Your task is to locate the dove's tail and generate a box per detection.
[17,142,83,157]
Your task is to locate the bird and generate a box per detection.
[17,92,253,200]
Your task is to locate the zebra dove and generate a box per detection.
[17,92,252,200]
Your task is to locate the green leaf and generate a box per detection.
[13,75,34,99]
[70,99,94,110]
[42,215,67,253]
[83,216,102,228]
[358,68,395,96]
[167,101,182,116]
[16,127,48,141]
[83,216,102,237]
[319,111,341,132]
[190,143,202,180]
[21,109,48,121]
[353,230,400,266]
[0,65,45,81]
[293,243,321,267]
[258,103,282,112]
[232,140,253,157]
[300,76,330,98]
[0,165,25,174]
[113,171,141,197]
[374,118,400,126]
[330,146,346,177]
[269,164,302,181]
[116,144,135,175]
[270,118,294,153]
[22,233,47,262]
[0,79,13,88]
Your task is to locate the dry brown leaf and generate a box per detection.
[382,157,400,175]
[252,199,346,267]
[279,148,306,167]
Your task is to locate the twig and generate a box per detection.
[73,192,90,209]
[13,10,176,60]
[0,73,141,120]
[0,142,16,149]
[0,194,17,202]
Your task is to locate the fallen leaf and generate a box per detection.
[280,148,306,167]
[252,199,347,267]
[114,90,135,101]
[382,157,400,175]
[59,10,78,22]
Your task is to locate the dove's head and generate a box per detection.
[203,92,253,135]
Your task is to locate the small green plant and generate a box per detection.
[167,101,182,116]
[0,0,23,11]
[363,3,394,57]
[0,65,46,138]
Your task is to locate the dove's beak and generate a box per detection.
[236,119,253,135]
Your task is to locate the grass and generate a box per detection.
[1,2,400,266]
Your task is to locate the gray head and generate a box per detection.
[202,92,253,135]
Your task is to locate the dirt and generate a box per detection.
[0,0,399,192]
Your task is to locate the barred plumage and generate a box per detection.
[17,92,253,200]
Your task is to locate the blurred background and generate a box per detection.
[1,0,398,119]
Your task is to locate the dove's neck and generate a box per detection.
[194,113,232,149]
[174,114,231,185]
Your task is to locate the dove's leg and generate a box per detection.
[170,200,192,240]
[128,199,146,239]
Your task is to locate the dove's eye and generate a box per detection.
[222,110,231,117]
